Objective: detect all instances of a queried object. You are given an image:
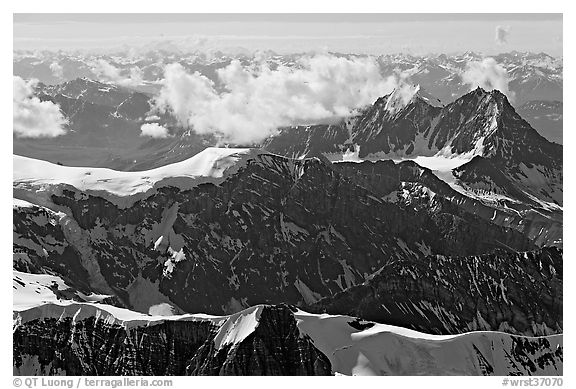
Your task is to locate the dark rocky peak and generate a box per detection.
[429,87,552,159]
[354,86,441,132]
[447,87,507,113]
[350,87,443,156]
[352,86,540,162]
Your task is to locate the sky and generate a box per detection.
[13,13,563,56]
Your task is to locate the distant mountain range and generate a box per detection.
[517,100,562,144]
[14,50,563,106]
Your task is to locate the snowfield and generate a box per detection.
[13,271,111,310]
[293,309,561,375]
[14,147,256,207]
[329,144,473,171]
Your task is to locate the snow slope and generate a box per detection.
[13,271,110,310]
[14,147,256,207]
[294,309,562,375]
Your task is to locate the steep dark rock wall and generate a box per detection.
[262,124,352,159]
[333,157,562,248]
[187,305,331,375]
[13,305,331,376]
[310,247,562,336]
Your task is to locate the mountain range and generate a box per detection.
[14,50,563,107]
[14,301,562,376]
[13,60,563,375]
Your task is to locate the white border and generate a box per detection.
[3,1,572,387]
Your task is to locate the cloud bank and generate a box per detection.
[495,25,510,45]
[461,58,515,101]
[13,76,68,138]
[151,55,397,144]
[92,59,143,87]
[140,123,170,138]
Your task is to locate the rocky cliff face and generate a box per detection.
[261,123,353,159]
[13,303,563,376]
[14,151,539,317]
[310,247,562,336]
[332,159,560,247]
[13,304,331,376]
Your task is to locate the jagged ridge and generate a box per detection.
[13,303,563,376]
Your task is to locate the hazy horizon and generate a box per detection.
[14,13,563,56]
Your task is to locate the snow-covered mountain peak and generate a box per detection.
[461,87,509,106]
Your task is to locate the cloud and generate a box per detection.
[91,59,143,87]
[151,55,397,144]
[395,65,420,80]
[495,25,510,45]
[49,62,63,79]
[140,123,170,138]
[461,58,515,101]
[13,76,68,138]
[390,83,421,106]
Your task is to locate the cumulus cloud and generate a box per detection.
[461,58,515,101]
[49,62,63,79]
[151,55,397,144]
[13,76,68,138]
[92,59,144,87]
[495,25,510,45]
[140,123,170,138]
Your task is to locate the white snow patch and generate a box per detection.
[148,303,178,316]
[163,247,186,276]
[408,156,472,171]
[213,305,263,350]
[13,198,37,208]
